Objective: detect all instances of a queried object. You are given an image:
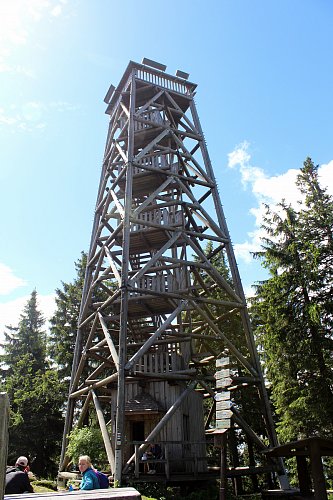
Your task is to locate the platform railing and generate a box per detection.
[131,441,208,479]
[136,69,192,96]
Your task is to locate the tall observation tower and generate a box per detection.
[60,58,287,488]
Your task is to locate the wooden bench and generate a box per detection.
[4,488,141,500]
[135,457,169,479]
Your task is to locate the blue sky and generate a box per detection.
[1,0,333,334]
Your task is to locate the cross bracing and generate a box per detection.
[60,60,287,487]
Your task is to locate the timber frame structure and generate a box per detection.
[60,59,288,489]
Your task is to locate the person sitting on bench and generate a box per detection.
[142,443,162,474]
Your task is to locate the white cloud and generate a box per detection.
[0,263,26,295]
[228,141,264,188]
[0,293,56,340]
[0,0,68,75]
[51,4,63,17]
[233,236,261,264]
[0,100,78,131]
[227,142,333,263]
[0,64,36,77]
[318,160,333,194]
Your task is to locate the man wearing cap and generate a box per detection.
[5,456,34,494]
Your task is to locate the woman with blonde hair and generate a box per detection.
[78,455,99,490]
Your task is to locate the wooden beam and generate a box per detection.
[91,390,115,474]
[98,312,119,370]
[190,300,257,377]
[125,301,188,370]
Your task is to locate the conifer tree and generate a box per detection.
[251,158,333,441]
[48,252,87,385]
[1,290,46,377]
[0,290,64,477]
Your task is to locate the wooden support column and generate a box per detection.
[0,393,10,500]
[296,455,312,496]
[229,427,244,495]
[91,390,115,474]
[309,441,328,500]
[114,69,136,486]
[214,431,228,500]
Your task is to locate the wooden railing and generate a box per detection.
[136,69,192,96]
[135,271,186,294]
[114,154,179,175]
[131,208,184,231]
[134,350,185,374]
[131,441,208,479]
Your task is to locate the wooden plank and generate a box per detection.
[216,357,230,368]
[216,377,233,388]
[91,390,115,474]
[215,369,230,380]
[216,400,231,410]
[216,419,231,429]
[216,410,233,419]
[215,391,230,402]
[0,393,9,497]
[4,488,141,500]
[98,313,119,370]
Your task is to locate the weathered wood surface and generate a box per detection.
[0,393,10,500]
[62,59,286,488]
[5,488,141,500]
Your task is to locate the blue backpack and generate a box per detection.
[94,470,109,488]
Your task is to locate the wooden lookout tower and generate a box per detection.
[60,59,287,488]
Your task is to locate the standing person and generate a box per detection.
[78,455,100,490]
[5,456,34,494]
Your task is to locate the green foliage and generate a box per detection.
[251,157,333,443]
[66,425,108,468]
[48,252,87,386]
[192,242,268,473]
[0,291,64,477]
[1,291,46,378]
[136,481,219,500]
[32,479,58,491]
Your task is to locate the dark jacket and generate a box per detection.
[5,466,34,494]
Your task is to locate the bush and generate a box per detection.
[66,425,108,468]
[32,479,58,492]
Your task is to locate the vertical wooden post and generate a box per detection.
[214,431,228,500]
[296,455,312,496]
[134,445,139,479]
[219,432,227,500]
[309,441,327,500]
[0,393,10,500]
[114,69,136,485]
[164,444,170,480]
[229,427,244,495]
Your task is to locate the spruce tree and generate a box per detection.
[251,157,333,441]
[0,290,64,477]
[48,252,87,385]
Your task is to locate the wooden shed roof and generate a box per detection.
[125,392,165,415]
